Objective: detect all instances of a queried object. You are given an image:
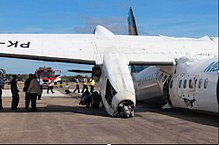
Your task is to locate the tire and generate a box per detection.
[91,91,100,108]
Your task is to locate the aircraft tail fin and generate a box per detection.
[128,7,138,35]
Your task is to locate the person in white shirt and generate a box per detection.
[47,79,54,94]
[27,74,41,112]
[73,78,80,93]
[37,76,44,100]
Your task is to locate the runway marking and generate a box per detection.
[41,89,66,97]
[2,89,66,97]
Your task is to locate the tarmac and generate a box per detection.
[0,82,218,144]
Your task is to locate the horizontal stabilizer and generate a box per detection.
[68,69,92,74]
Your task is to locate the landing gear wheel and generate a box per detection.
[91,91,100,108]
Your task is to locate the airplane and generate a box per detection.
[128,8,218,113]
[0,9,218,118]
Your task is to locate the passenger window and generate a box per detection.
[195,79,197,87]
[162,75,167,82]
[198,79,203,88]
[204,79,208,88]
[179,80,182,88]
[189,79,193,88]
[170,80,173,88]
[183,80,187,88]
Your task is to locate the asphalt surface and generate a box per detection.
[0,82,218,144]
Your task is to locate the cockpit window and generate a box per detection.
[204,79,208,89]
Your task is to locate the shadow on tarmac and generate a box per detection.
[136,102,218,127]
[0,101,218,127]
[0,105,109,117]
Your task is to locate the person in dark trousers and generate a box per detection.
[0,76,4,110]
[81,76,88,93]
[23,74,33,111]
[73,78,80,93]
[47,80,54,94]
[10,75,19,110]
[89,77,95,93]
[79,90,91,107]
[27,74,41,112]
[64,82,71,94]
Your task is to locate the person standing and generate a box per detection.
[37,76,44,100]
[73,77,80,93]
[0,76,4,110]
[23,74,33,111]
[47,79,54,94]
[81,76,88,93]
[27,74,41,112]
[89,77,95,93]
[10,75,19,110]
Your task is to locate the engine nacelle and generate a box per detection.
[98,53,136,117]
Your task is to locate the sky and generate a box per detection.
[0,0,218,76]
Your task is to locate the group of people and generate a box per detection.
[65,76,95,95]
[79,76,96,108]
[23,74,44,111]
[0,75,96,111]
[76,76,95,94]
[0,74,43,112]
[23,74,43,111]
[64,76,96,108]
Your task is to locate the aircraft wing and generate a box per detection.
[0,25,217,66]
[0,34,97,64]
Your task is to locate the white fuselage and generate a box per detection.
[169,56,218,113]
[132,56,218,113]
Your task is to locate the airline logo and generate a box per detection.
[204,61,219,72]
[0,40,30,48]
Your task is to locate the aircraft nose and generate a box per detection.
[112,91,136,117]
